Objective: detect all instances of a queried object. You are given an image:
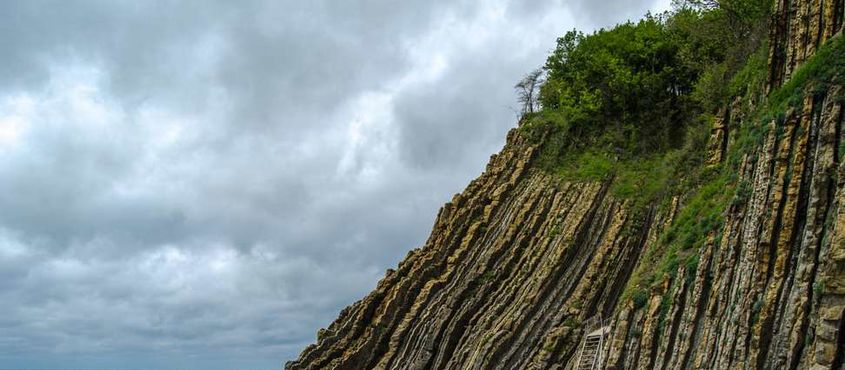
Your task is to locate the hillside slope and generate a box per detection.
[286,0,845,368]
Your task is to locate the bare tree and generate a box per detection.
[514,68,544,118]
[672,0,718,8]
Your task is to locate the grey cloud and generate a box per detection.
[570,0,671,27]
[394,54,523,170]
[0,0,669,368]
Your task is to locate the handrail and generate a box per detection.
[574,315,608,370]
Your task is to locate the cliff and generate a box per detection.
[286,1,845,368]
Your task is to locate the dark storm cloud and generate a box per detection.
[0,0,670,368]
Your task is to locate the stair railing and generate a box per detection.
[574,315,608,370]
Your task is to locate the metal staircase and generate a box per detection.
[574,316,609,370]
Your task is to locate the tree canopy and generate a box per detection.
[531,0,772,156]
[540,16,696,153]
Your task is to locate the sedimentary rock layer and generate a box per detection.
[768,0,844,89]
[286,125,664,370]
[287,1,845,368]
[604,85,844,370]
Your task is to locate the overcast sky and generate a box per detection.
[0,1,670,369]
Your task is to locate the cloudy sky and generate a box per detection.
[0,0,670,368]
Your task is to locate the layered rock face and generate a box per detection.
[614,85,844,370]
[286,1,845,369]
[287,124,663,370]
[768,0,844,88]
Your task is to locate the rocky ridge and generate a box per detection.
[286,0,845,368]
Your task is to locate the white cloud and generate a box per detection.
[0,94,37,150]
[0,0,676,368]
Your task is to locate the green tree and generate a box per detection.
[539,16,698,154]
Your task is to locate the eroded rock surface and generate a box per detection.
[286,1,845,369]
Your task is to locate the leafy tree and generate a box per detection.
[673,0,772,34]
[532,0,771,157]
[539,16,698,154]
[669,0,772,106]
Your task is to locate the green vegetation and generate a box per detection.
[622,95,774,301]
[479,271,496,283]
[538,16,696,154]
[518,0,844,307]
[624,168,733,299]
[518,0,785,303]
[814,280,827,296]
[767,34,845,115]
[751,298,764,325]
[620,19,844,303]
[522,0,773,208]
[631,289,649,310]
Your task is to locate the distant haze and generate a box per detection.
[0,0,670,368]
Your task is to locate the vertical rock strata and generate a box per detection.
[768,0,844,89]
[287,130,657,370]
[287,1,845,369]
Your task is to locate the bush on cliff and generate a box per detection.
[519,0,776,301]
[521,0,772,208]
